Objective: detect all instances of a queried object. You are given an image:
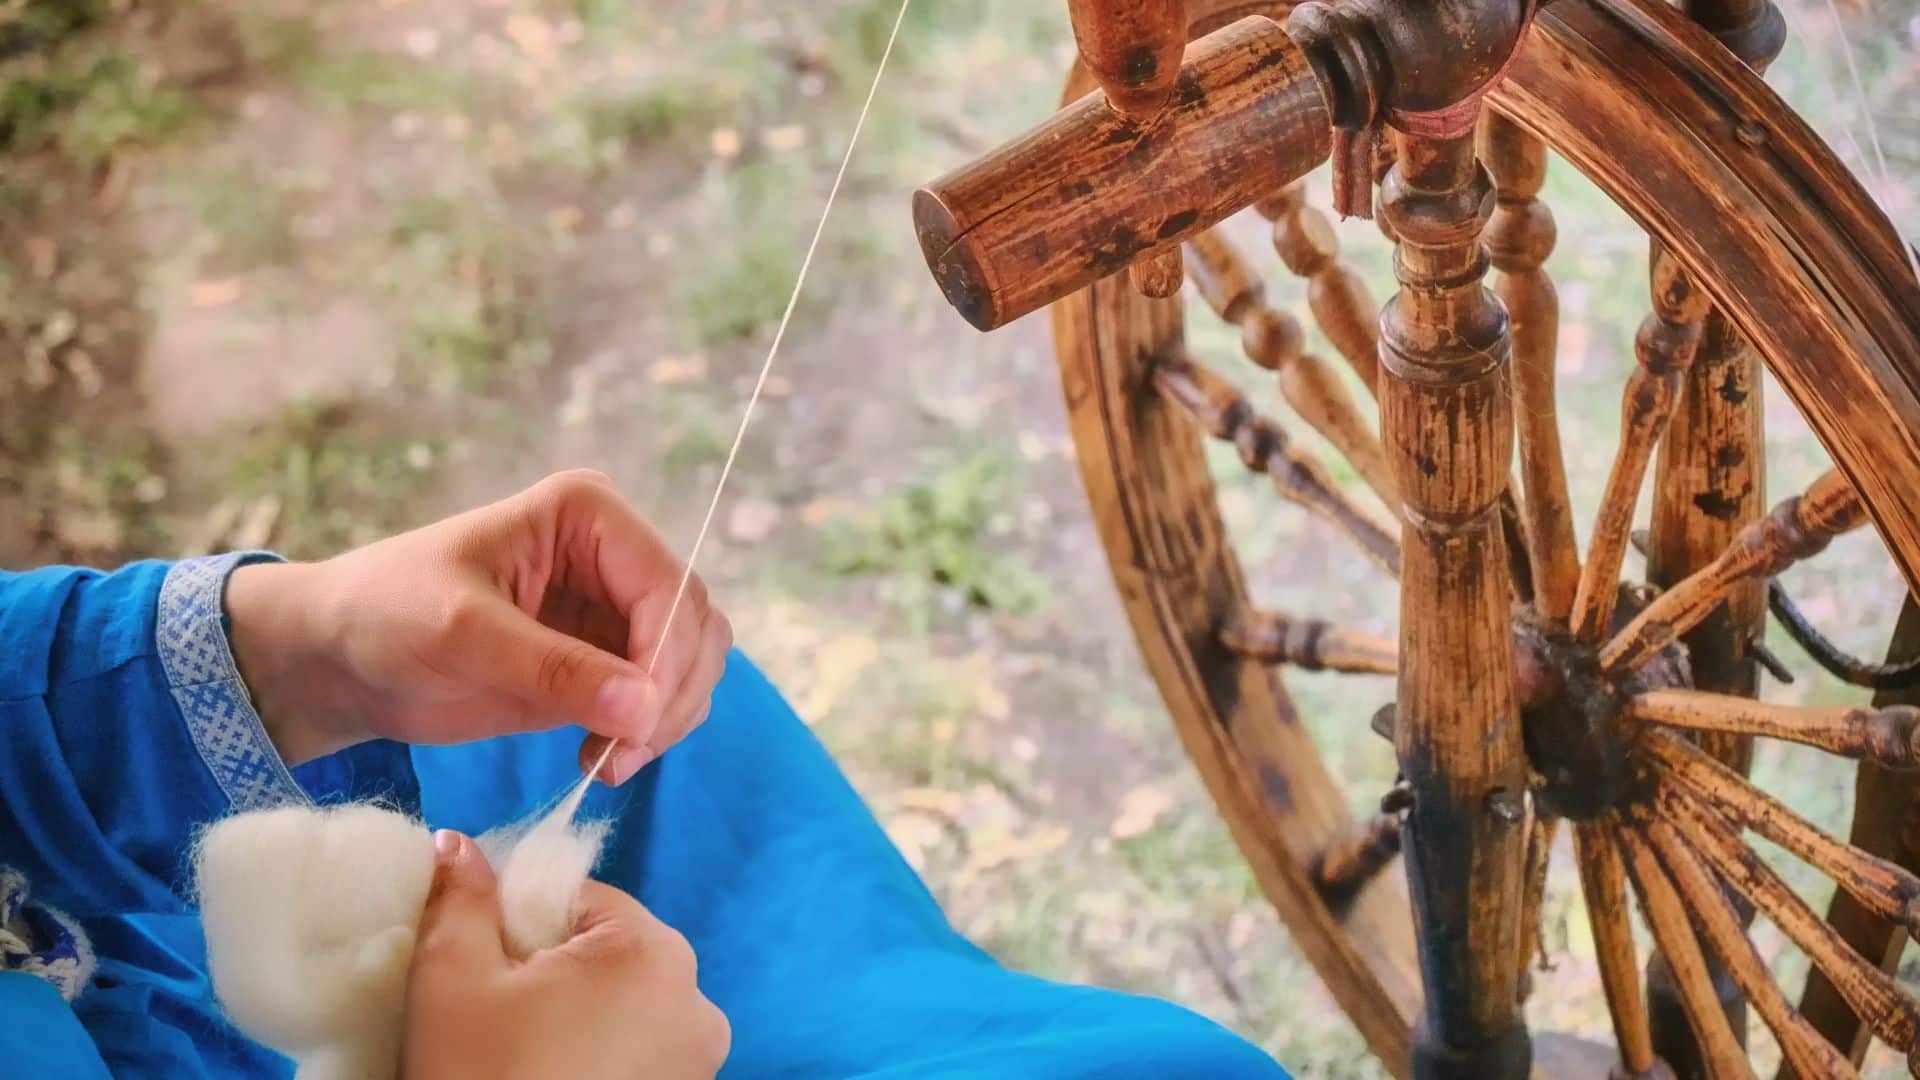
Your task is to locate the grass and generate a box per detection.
[293,50,466,113]
[226,401,434,556]
[823,449,1050,629]
[0,47,194,168]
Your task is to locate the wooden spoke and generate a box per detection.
[1064,0,1186,121]
[1658,783,1920,1068]
[1600,469,1866,674]
[1481,113,1579,624]
[1184,229,1398,507]
[1642,816,1859,1080]
[1574,820,1662,1076]
[1643,729,1920,941]
[1152,348,1401,575]
[1630,689,1920,769]
[1130,247,1185,298]
[1515,812,1558,1001]
[1310,812,1405,910]
[1570,247,1713,641]
[1221,609,1396,674]
[1253,183,1381,397]
[1617,824,1755,1078]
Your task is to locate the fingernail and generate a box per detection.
[609,745,655,785]
[434,830,461,858]
[597,676,660,744]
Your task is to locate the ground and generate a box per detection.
[3,0,1919,1075]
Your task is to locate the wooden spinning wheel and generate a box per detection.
[913,0,1920,1076]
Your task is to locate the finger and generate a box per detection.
[551,881,694,978]
[414,831,507,973]
[457,596,663,745]
[624,575,704,720]
[537,473,684,618]
[577,732,653,786]
[650,609,731,756]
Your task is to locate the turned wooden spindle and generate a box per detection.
[1642,817,1861,1079]
[1129,248,1185,297]
[1254,183,1381,396]
[1601,469,1866,673]
[1066,0,1187,120]
[915,16,1331,331]
[1631,689,1920,770]
[1185,229,1397,506]
[1222,608,1397,674]
[1480,115,1578,625]
[1152,348,1401,574]
[1377,125,1533,1070]
[1571,246,1713,642]
[1573,820,1665,1078]
[1310,812,1406,910]
[1645,730,1920,941]
[1615,824,1752,1075]
[1661,786,1920,1072]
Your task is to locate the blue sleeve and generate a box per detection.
[0,555,308,918]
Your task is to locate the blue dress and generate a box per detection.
[0,555,1286,1078]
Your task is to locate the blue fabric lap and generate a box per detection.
[411,652,1286,1079]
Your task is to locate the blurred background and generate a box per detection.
[2,0,1917,1075]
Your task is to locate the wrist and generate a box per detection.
[225,561,362,767]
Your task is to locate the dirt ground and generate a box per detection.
[5,0,1920,1075]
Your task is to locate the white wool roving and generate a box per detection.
[194,799,605,1080]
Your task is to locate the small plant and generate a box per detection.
[586,82,713,148]
[227,401,432,557]
[824,451,1050,620]
[0,48,193,168]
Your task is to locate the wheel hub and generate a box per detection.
[1516,588,1692,821]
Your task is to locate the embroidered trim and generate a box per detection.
[0,867,94,1001]
[157,554,309,812]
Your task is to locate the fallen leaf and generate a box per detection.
[762,124,807,152]
[649,355,708,384]
[710,127,742,159]
[799,497,853,526]
[1110,784,1173,839]
[190,279,243,308]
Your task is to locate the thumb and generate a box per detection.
[414,831,507,971]
[460,597,662,744]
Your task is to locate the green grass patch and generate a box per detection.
[293,50,466,113]
[226,401,433,556]
[823,450,1050,625]
[0,48,194,168]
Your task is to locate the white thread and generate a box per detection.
[1806,0,1920,285]
[571,0,915,810]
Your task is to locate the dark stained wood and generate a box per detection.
[1571,246,1712,643]
[1223,608,1398,675]
[1067,0,1189,119]
[915,15,1331,332]
[1646,730,1920,953]
[1642,817,1859,1079]
[1617,824,1755,1078]
[1659,783,1920,1069]
[1184,228,1398,505]
[1480,113,1579,625]
[1799,598,1920,1069]
[1601,470,1866,674]
[1130,247,1186,297]
[1153,348,1402,574]
[1311,812,1406,910]
[1632,690,1920,770]
[1575,820,1663,1076]
[1254,182,1382,396]
[1377,124,1533,1071]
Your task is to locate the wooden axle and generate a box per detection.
[914,16,1331,331]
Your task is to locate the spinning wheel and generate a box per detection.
[914,0,1920,1077]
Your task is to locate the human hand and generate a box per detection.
[224,470,732,781]
[403,830,729,1080]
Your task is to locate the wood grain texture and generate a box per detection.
[1575,820,1662,1076]
[1480,114,1579,626]
[1255,182,1382,396]
[1184,228,1398,506]
[1632,689,1920,769]
[1617,824,1755,1079]
[1222,608,1397,674]
[1378,125,1532,1064]
[916,15,1331,331]
[1601,470,1866,674]
[1798,599,1920,1069]
[1067,0,1189,119]
[1643,816,1858,1079]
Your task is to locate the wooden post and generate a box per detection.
[1378,125,1532,1078]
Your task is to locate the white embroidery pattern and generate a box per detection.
[157,554,308,812]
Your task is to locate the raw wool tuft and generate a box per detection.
[195,799,607,1080]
